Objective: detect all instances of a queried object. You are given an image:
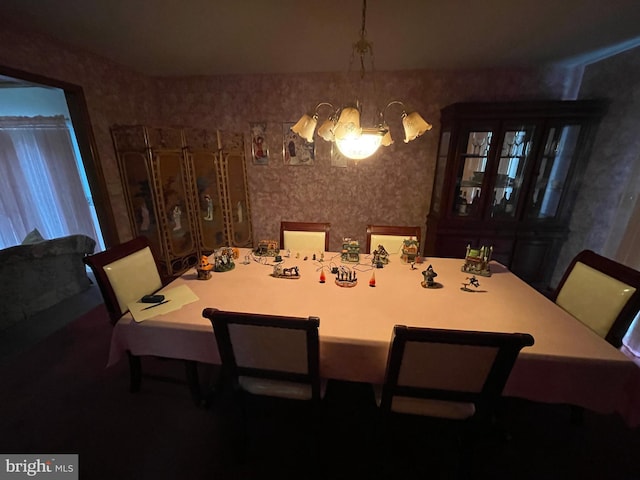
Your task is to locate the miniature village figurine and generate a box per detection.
[271,264,300,279]
[335,266,358,287]
[213,247,235,272]
[461,244,493,276]
[253,239,279,257]
[401,238,420,263]
[372,245,389,266]
[197,255,213,280]
[421,264,442,289]
[460,276,480,292]
[341,238,360,263]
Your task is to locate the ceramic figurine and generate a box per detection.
[401,238,420,264]
[461,244,493,277]
[271,264,300,279]
[372,245,389,266]
[341,238,360,263]
[460,276,481,292]
[213,247,236,272]
[253,240,280,257]
[421,264,442,289]
[335,266,358,287]
[197,255,213,280]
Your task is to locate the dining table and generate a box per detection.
[107,247,640,427]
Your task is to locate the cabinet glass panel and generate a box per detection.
[491,126,535,219]
[432,130,450,214]
[454,131,492,217]
[528,125,581,219]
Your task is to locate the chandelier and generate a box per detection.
[291,0,432,160]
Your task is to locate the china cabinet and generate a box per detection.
[424,100,607,290]
[111,125,252,276]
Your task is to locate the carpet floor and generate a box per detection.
[1,301,640,479]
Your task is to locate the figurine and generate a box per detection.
[372,245,389,266]
[460,276,480,292]
[197,255,213,280]
[461,244,493,277]
[401,238,420,264]
[335,266,358,287]
[271,264,300,279]
[254,240,279,257]
[341,238,360,263]
[213,247,235,272]
[421,264,442,289]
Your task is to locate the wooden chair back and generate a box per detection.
[280,221,330,253]
[83,236,163,324]
[379,325,534,422]
[552,249,640,347]
[366,225,421,254]
[203,308,322,402]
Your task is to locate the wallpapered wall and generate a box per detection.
[552,46,640,285]
[1,19,582,255]
[154,69,578,252]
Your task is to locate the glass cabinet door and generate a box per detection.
[453,130,493,217]
[527,124,582,219]
[490,124,535,219]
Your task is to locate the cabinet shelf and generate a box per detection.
[425,100,607,290]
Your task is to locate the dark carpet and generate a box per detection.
[1,304,640,479]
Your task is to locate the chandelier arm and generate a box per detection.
[313,102,335,114]
[383,101,407,117]
[292,0,430,159]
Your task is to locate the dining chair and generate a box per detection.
[83,236,201,403]
[280,221,330,253]
[374,325,534,475]
[203,308,325,462]
[365,224,421,254]
[552,249,640,348]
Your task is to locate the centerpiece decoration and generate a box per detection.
[197,255,213,280]
[401,238,420,264]
[461,244,493,277]
[335,265,358,288]
[254,239,279,257]
[213,247,236,272]
[421,264,442,289]
[371,245,389,267]
[341,238,360,263]
[271,264,301,279]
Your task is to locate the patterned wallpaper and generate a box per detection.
[154,68,577,252]
[1,19,588,257]
[552,47,640,286]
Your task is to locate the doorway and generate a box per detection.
[0,67,117,250]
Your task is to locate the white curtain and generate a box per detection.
[0,115,98,248]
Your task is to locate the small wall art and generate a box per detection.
[250,122,269,165]
[283,122,315,165]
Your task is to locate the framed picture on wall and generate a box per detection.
[282,122,315,165]
[249,122,269,165]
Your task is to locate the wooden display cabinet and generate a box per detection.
[425,100,607,290]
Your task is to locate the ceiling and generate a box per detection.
[3,0,640,77]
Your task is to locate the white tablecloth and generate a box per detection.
[107,249,640,427]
